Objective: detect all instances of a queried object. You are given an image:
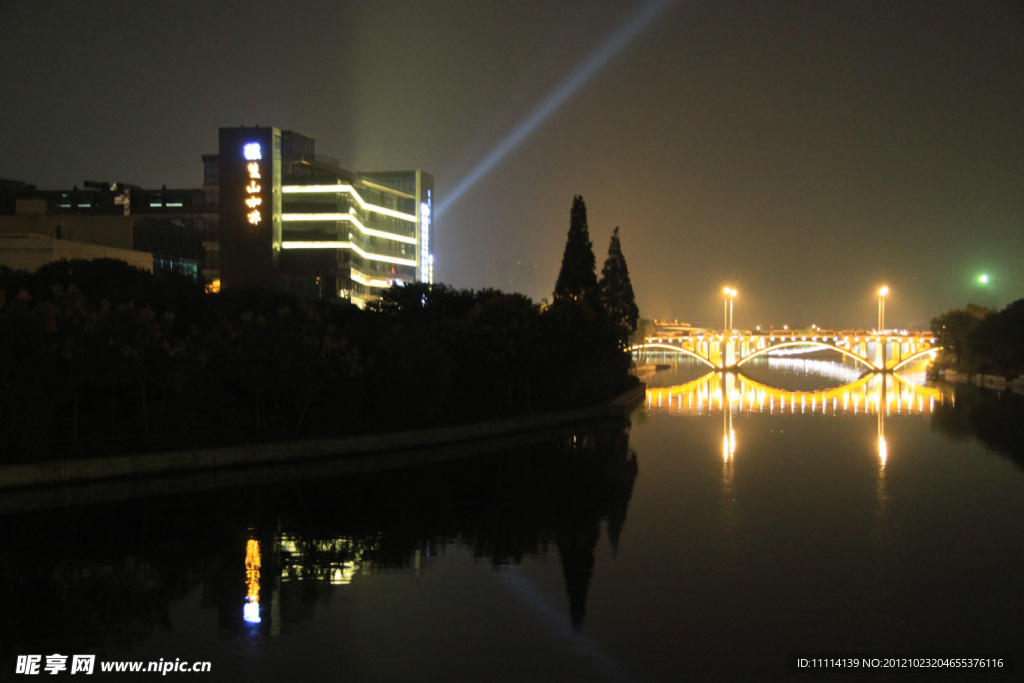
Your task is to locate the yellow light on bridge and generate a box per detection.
[877,286,889,331]
[722,287,737,330]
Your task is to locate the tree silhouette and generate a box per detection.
[930,304,991,373]
[598,226,639,347]
[553,195,598,305]
[968,298,1024,376]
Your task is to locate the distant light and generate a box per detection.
[979,274,989,284]
[878,286,889,297]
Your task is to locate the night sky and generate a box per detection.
[2,0,1022,329]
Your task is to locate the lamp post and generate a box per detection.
[877,286,888,332]
[723,287,737,330]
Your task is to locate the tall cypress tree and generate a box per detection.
[553,195,599,304]
[599,226,639,345]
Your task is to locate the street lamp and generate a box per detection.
[877,286,889,332]
[723,287,737,330]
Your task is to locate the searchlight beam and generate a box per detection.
[436,0,676,217]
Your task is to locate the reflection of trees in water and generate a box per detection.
[0,422,638,654]
[0,502,219,659]
[931,385,1024,467]
[275,423,638,631]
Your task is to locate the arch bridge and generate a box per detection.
[630,329,939,372]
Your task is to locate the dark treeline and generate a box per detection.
[931,299,1024,377]
[0,258,636,463]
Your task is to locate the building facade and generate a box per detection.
[0,127,432,305]
[207,126,434,307]
[0,179,213,277]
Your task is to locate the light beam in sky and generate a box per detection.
[436,0,677,218]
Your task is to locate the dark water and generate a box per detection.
[3,359,1023,681]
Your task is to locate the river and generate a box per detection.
[3,358,1022,681]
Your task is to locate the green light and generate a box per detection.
[979,274,989,285]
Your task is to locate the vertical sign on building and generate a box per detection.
[219,126,281,291]
[419,189,432,284]
[243,142,263,226]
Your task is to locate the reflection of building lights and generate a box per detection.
[878,436,888,467]
[243,601,261,624]
[244,539,261,624]
[277,534,367,585]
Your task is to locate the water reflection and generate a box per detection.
[931,383,1024,467]
[648,369,950,553]
[720,391,737,537]
[0,421,638,660]
[646,371,945,419]
[239,425,639,636]
[243,536,261,625]
[656,358,1024,473]
[647,371,950,474]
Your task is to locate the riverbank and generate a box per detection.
[0,383,646,491]
[941,368,1024,395]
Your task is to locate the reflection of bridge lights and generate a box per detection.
[645,369,946,417]
[723,429,736,461]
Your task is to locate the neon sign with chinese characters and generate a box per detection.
[243,143,262,226]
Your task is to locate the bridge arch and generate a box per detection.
[736,340,876,370]
[629,342,717,370]
[890,347,941,372]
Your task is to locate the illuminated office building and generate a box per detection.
[207,126,434,306]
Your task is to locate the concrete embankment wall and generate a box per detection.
[0,384,647,490]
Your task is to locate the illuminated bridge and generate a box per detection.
[630,329,940,372]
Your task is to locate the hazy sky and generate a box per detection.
[2,0,1022,328]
